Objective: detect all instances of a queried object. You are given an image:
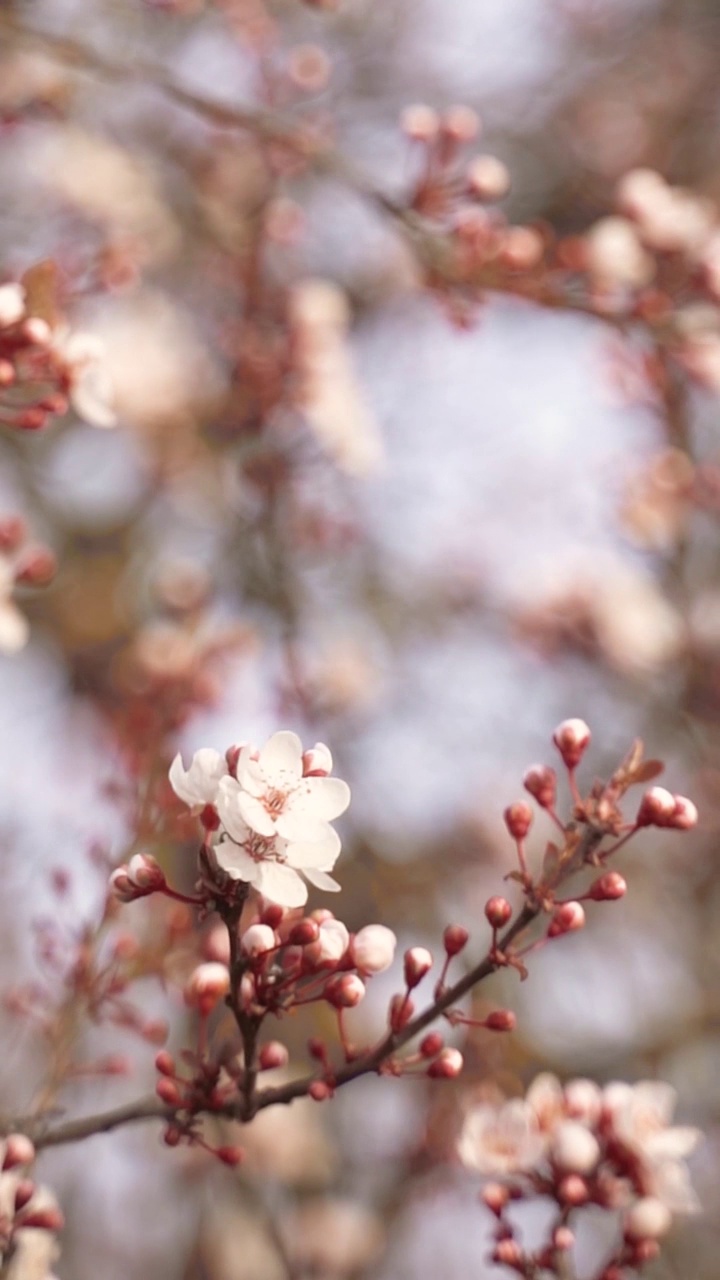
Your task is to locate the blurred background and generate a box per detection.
[1,0,720,1276]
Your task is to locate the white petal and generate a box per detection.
[0,283,25,328]
[214,838,259,883]
[285,828,341,868]
[256,862,308,907]
[276,813,341,850]
[257,731,303,785]
[0,601,29,654]
[302,868,342,892]
[237,791,275,837]
[237,755,265,797]
[290,776,351,821]
[72,361,117,428]
[216,777,253,843]
[648,1127,702,1161]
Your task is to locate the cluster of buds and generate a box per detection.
[0,515,56,654]
[399,103,544,320]
[0,278,115,431]
[459,1074,701,1277]
[0,1133,63,1278]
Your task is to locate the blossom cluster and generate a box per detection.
[460,1074,701,1274]
[0,279,115,431]
[0,1133,63,1280]
[168,731,351,907]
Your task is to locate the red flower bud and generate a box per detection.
[485,896,512,928]
[156,1078,181,1106]
[483,1009,516,1032]
[504,801,533,840]
[587,872,627,901]
[259,1041,289,1070]
[523,764,557,809]
[403,947,433,988]
[389,994,415,1031]
[419,1032,445,1058]
[552,718,591,769]
[443,924,469,956]
[427,1047,463,1078]
[155,1051,176,1077]
[548,901,586,938]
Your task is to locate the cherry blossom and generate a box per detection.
[169,747,227,810]
[233,731,350,845]
[458,1099,547,1176]
[51,328,117,428]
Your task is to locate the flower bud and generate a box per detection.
[400,103,440,144]
[156,1078,181,1106]
[216,1145,243,1167]
[185,962,230,1014]
[442,924,469,956]
[482,1183,510,1214]
[504,801,533,840]
[108,868,140,903]
[563,1078,602,1124]
[155,1051,175,1077]
[14,547,57,587]
[0,516,25,552]
[258,1041,289,1070]
[635,785,676,827]
[403,946,433,988]
[492,1241,522,1267]
[427,1047,463,1078]
[317,918,350,963]
[548,902,585,938]
[554,1227,575,1251]
[553,718,591,769]
[3,1134,35,1169]
[624,1197,672,1241]
[485,897,512,928]
[325,973,365,1008]
[484,1009,517,1032]
[466,154,510,201]
[552,1121,600,1174]
[260,904,286,928]
[441,105,480,145]
[587,872,627,901]
[419,1031,444,1058]
[13,1180,34,1211]
[18,1205,65,1232]
[670,795,698,830]
[289,919,320,946]
[523,764,557,809]
[302,743,333,776]
[557,1174,590,1206]
[127,853,166,892]
[351,924,397,974]
[389,994,415,1031]
[309,1080,331,1101]
[241,924,276,956]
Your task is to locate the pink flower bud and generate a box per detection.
[587,872,627,901]
[351,924,397,974]
[155,1051,175,1076]
[670,795,698,830]
[241,924,276,956]
[557,1174,590,1206]
[548,902,586,938]
[13,1180,34,1211]
[3,1134,35,1168]
[185,962,230,1014]
[523,764,557,809]
[325,973,365,1008]
[552,1121,600,1174]
[635,785,677,827]
[142,1019,169,1046]
[564,1079,602,1124]
[261,904,286,929]
[466,154,511,201]
[441,105,480,145]
[482,1183,510,1214]
[485,896,512,928]
[419,1031,445,1058]
[442,924,469,956]
[203,923,231,965]
[389,994,415,1031]
[14,547,56,587]
[317,918,350,963]
[553,718,591,769]
[401,104,440,144]
[404,946,433,988]
[484,1009,516,1032]
[0,516,25,552]
[309,1080,331,1101]
[427,1046,463,1078]
[289,919,320,946]
[302,742,333,776]
[624,1197,672,1241]
[504,801,534,839]
[493,1240,522,1267]
[554,1227,575,1251]
[216,1145,244,1167]
[156,1078,181,1106]
[259,1041,289,1070]
[127,853,165,892]
[18,1205,65,1232]
[108,868,139,903]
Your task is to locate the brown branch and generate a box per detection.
[26,823,606,1151]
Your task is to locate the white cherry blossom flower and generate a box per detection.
[234,730,350,844]
[0,283,25,329]
[169,748,227,810]
[52,327,117,428]
[604,1080,702,1213]
[458,1099,547,1176]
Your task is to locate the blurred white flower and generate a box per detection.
[604,1080,702,1212]
[458,1099,546,1176]
[169,747,227,810]
[51,327,117,428]
[0,283,25,329]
